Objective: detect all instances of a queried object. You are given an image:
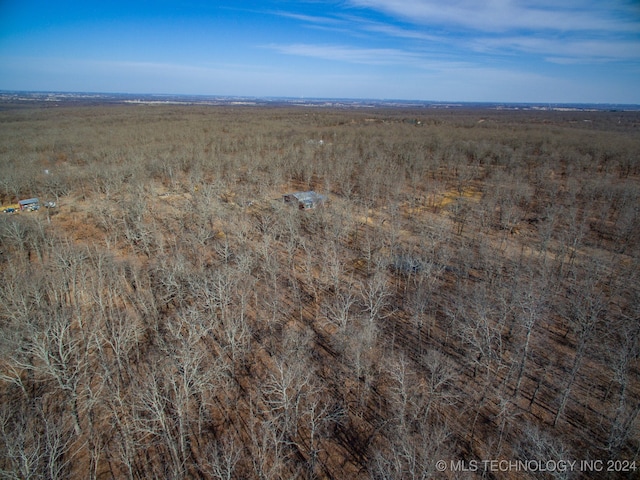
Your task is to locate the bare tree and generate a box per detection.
[371,417,453,480]
[359,269,391,326]
[554,265,606,426]
[450,285,507,443]
[300,396,334,478]
[517,424,572,480]
[101,381,142,480]
[343,313,379,402]
[386,354,417,432]
[606,311,640,457]
[262,353,312,440]
[133,367,186,480]
[247,401,294,480]
[1,401,82,480]
[513,272,548,398]
[91,287,143,386]
[203,434,242,480]
[42,410,81,480]
[26,312,88,436]
[421,349,457,422]
[0,402,44,480]
[323,287,356,332]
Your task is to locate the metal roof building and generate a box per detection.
[282,191,327,210]
[18,198,40,211]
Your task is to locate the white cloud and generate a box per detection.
[347,0,640,33]
[473,35,640,62]
[348,16,446,43]
[272,2,640,67]
[263,43,424,65]
[273,11,343,26]
[335,0,640,67]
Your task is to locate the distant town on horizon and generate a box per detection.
[1,90,639,112]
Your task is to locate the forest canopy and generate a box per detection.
[1,104,639,479]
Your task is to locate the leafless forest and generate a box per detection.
[0,104,639,479]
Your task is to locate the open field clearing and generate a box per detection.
[1,104,639,479]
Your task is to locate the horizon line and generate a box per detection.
[1,89,639,109]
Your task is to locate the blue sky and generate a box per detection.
[1,0,639,103]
